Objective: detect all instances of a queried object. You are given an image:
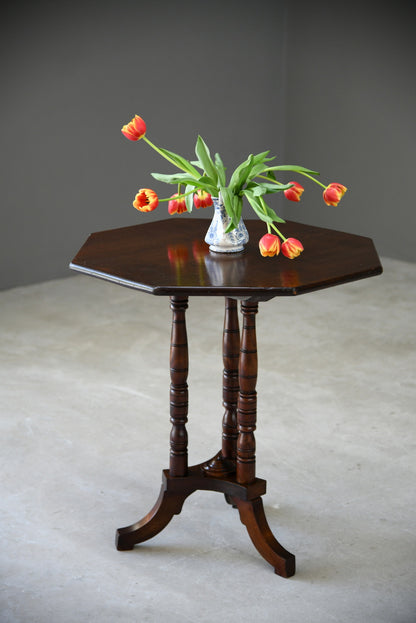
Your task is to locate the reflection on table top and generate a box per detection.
[70,219,382,300]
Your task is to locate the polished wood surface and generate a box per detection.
[70,218,382,300]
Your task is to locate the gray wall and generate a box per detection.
[284,1,416,262]
[1,1,415,290]
[1,0,287,290]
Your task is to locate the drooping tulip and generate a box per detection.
[132,188,158,212]
[284,181,304,202]
[323,183,347,206]
[168,193,187,215]
[194,190,213,209]
[281,237,304,259]
[259,233,281,257]
[121,115,147,141]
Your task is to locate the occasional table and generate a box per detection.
[70,218,382,577]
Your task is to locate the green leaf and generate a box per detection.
[151,172,195,184]
[185,184,194,212]
[264,205,285,223]
[151,172,214,194]
[248,181,294,196]
[243,190,285,224]
[220,186,239,229]
[235,195,243,223]
[224,194,244,232]
[214,152,226,186]
[244,151,275,182]
[252,150,274,165]
[197,175,217,194]
[263,165,320,175]
[229,154,255,193]
[157,146,200,177]
[195,136,218,186]
[246,162,269,181]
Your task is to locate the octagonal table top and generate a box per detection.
[70,219,382,301]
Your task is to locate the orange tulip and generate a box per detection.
[121,115,146,141]
[281,238,304,259]
[259,233,281,257]
[132,188,158,212]
[168,193,187,215]
[323,183,347,206]
[284,181,304,202]
[194,190,213,209]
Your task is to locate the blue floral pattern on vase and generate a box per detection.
[204,196,249,253]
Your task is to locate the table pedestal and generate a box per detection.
[115,296,295,578]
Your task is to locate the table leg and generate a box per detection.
[236,300,258,485]
[203,297,239,477]
[116,295,190,550]
[116,296,295,577]
[233,300,296,577]
[169,296,189,477]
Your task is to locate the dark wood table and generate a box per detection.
[70,218,382,577]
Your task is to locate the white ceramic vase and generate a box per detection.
[204,194,249,253]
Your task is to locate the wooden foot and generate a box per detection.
[116,482,189,551]
[224,493,238,508]
[234,496,295,577]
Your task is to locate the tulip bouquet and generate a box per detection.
[121,114,347,259]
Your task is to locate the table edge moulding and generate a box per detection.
[70,218,382,578]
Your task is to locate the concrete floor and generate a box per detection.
[1,257,415,623]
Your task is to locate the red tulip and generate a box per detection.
[168,193,187,215]
[132,188,158,212]
[281,238,304,259]
[323,183,347,206]
[194,190,213,209]
[121,115,146,141]
[259,233,281,257]
[284,181,304,202]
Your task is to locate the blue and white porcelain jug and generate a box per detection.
[204,194,249,253]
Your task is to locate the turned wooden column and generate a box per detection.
[169,296,189,477]
[222,298,240,461]
[236,300,258,485]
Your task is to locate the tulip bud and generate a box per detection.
[132,188,158,212]
[281,238,304,259]
[194,190,213,209]
[323,183,347,206]
[284,181,304,202]
[259,233,281,257]
[121,115,147,141]
[168,193,187,215]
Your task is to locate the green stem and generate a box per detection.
[270,222,287,242]
[143,136,198,178]
[158,188,196,202]
[295,171,327,189]
[257,174,285,185]
[257,171,326,190]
